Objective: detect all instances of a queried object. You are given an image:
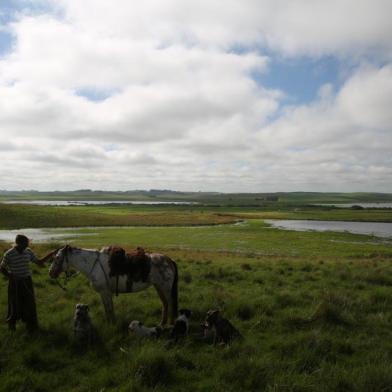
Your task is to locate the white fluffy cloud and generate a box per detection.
[0,0,391,191]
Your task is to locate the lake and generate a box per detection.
[265,219,392,238]
[313,203,392,208]
[1,200,196,206]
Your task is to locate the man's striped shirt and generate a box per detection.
[1,247,38,278]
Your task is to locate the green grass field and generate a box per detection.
[0,205,392,391]
[1,203,392,231]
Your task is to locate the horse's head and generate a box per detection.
[49,245,71,278]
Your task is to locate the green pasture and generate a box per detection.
[0,208,392,391]
[1,203,392,232]
[0,204,238,229]
[44,220,391,259]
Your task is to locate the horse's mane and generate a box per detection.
[100,246,111,254]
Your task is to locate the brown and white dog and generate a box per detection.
[128,320,162,338]
[74,303,95,345]
[203,309,242,344]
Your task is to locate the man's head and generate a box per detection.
[15,234,29,250]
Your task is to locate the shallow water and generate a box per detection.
[1,200,196,206]
[0,228,95,242]
[265,219,392,238]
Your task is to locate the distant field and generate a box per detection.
[1,190,392,206]
[0,220,392,391]
[1,203,392,231]
[219,208,392,222]
[0,204,239,229]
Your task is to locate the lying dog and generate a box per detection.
[204,309,242,344]
[170,309,192,341]
[74,303,95,344]
[128,320,162,338]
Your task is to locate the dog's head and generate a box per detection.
[204,309,221,328]
[179,308,192,319]
[128,320,143,332]
[74,303,89,320]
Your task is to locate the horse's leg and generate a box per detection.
[154,284,168,326]
[165,260,178,325]
[167,288,177,325]
[100,291,115,322]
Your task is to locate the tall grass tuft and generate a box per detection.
[132,346,175,388]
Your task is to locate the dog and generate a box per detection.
[170,309,192,342]
[204,309,242,345]
[128,320,162,338]
[73,303,95,345]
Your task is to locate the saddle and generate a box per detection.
[108,246,151,295]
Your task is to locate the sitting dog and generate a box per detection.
[170,309,192,342]
[204,309,242,345]
[128,320,162,338]
[74,303,95,345]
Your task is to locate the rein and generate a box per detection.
[55,277,68,291]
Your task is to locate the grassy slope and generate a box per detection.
[0,220,392,391]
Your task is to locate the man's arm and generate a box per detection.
[30,249,57,267]
[0,256,11,278]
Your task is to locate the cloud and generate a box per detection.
[251,65,392,190]
[49,0,392,57]
[0,1,391,191]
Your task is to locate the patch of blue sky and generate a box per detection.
[0,30,14,56]
[75,88,118,102]
[253,54,343,105]
[0,0,51,22]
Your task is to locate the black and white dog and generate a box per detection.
[170,309,192,341]
[128,320,162,338]
[74,303,95,345]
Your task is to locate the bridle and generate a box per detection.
[52,246,111,291]
[52,245,74,290]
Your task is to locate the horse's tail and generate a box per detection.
[170,259,178,320]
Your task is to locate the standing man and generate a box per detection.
[0,234,55,333]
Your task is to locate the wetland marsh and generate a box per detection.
[0,195,392,391]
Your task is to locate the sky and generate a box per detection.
[0,0,391,192]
